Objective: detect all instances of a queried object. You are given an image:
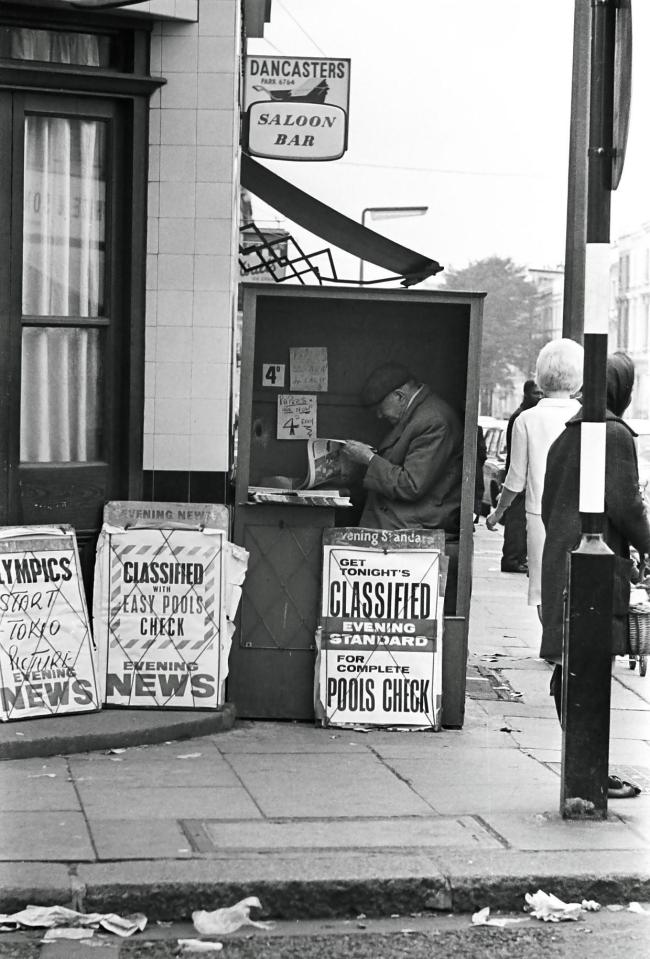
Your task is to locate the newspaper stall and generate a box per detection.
[0,525,99,722]
[93,502,248,710]
[233,284,483,723]
[315,528,446,729]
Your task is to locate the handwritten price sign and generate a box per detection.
[277,394,317,440]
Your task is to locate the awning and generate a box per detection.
[8,1,146,8]
[240,153,443,287]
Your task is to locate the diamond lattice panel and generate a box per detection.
[241,523,324,650]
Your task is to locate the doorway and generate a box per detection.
[0,90,140,602]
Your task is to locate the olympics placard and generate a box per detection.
[0,526,99,722]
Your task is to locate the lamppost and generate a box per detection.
[359,206,428,284]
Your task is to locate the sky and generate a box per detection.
[247,0,650,284]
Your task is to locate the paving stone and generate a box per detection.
[226,752,435,817]
[481,810,649,850]
[0,811,94,861]
[0,862,71,912]
[89,818,192,860]
[216,721,357,754]
[181,814,503,852]
[68,752,240,787]
[77,785,262,821]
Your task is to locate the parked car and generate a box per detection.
[478,416,509,514]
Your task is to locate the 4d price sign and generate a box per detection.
[277,394,316,440]
[262,364,285,388]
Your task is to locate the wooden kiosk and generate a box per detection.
[230,284,484,726]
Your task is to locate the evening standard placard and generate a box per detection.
[95,527,228,710]
[0,526,99,722]
[316,528,445,729]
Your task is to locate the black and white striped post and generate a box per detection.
[561,0,620,819]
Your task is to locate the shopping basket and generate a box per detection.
[628,603,650,656]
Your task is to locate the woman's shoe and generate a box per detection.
[608,775,641,798]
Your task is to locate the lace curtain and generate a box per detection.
[20,115,106,462]
[8,28,107,67]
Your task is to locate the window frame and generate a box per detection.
[0,7,162,520]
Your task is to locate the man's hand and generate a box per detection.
[486,509,501,531]
[343,439,376,465]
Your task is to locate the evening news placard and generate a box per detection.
[94,503,242,710]
[0,526,99,722]
[316,528,445,729]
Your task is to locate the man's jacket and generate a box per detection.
[359,385,464,534]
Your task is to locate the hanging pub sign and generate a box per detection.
[0,526,99,722]
[315,528,446,730]
[243,56,351,161]
[93,502,248,711]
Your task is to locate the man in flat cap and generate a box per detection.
[343,362,464,537]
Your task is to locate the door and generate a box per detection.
[0,92,131,601]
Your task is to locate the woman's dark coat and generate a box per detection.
[540,410,650,661]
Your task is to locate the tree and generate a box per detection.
[441,257,543,415]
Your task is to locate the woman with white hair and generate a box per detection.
[487,337,584,616]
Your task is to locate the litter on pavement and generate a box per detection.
[524,890,600,921]
[628,902,650,915]
[42,928,95,941]
[471,906,530,927]
[0,905,147,936]
[192,897,274,936]
[178,940,224,953]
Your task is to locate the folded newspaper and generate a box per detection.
[250,438,356,506]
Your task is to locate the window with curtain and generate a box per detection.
[20,115,107,463]
[0,27,111,67]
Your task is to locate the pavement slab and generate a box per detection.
[226,752,435,817]
[0,810,94,861]
[76,784,262,820]
[180,814,504,853]
[481,809,650,850]
[89,818,193,861]
[215,721,355,754]
[67,751,241,788]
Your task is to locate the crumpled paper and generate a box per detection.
[0,905,147,937]
[192,897,273,936]
[471,906,530,927]
[524,890,600,922]
[628,902,650,915]
[42,928,95,941]
[178,940,223,953]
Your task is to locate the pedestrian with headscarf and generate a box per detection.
[541,351,650,798]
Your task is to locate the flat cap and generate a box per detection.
[360,362,414,406]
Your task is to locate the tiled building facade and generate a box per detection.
[143,0,240,496]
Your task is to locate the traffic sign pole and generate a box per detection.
[561,0,624,820]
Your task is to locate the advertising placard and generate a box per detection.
[0,526,99,722]
[277,393,317,439]
[316,528,445,729]
[243,56,351,161]
[94,503,247,710]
